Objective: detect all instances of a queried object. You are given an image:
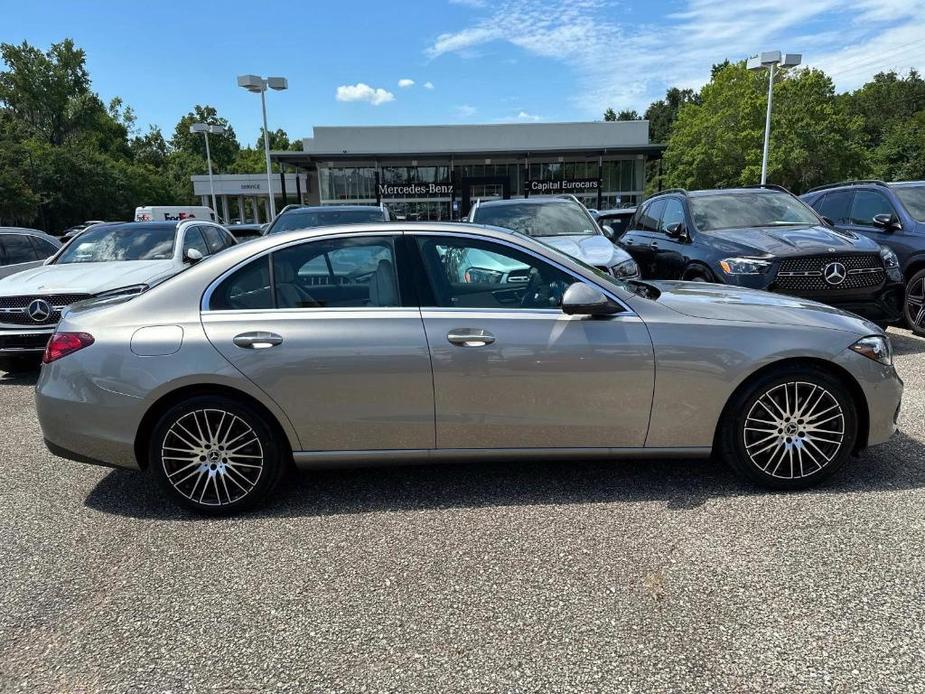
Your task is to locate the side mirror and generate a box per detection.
[561,282,622,317]
[185,248,204,264]
[665,222,687,240]
[601,224,616,240]
[872,213,900,231]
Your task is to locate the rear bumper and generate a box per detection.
[0,329,53,354]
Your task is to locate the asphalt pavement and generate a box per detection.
[1,329,924,693]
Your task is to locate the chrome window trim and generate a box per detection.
[200,230,402,312]
[200,227,635,316]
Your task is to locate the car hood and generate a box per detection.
[0,260,181,295]
[704,225,878,256]
[536,234,632,267]
[646,280,880,334]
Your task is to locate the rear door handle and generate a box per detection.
[447,329,495,347]
[233,331,283,349]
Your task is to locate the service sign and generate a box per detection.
[526,178,600,194]
[377,182,455,197]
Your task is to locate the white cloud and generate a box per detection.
[516,111,542,121]
[424,81,435,90]
[335,83,395,106]
[398,78,415,88]
[426,0,925,115]
[455,104,478,118]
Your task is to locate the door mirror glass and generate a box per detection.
[561,282,621,316]
[872,213,900,230]
[601,224,616,240]
[185,248,204,264]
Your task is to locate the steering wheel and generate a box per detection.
[520,268,546,309]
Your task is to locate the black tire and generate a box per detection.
[149,395,285,514]
[718,365,858,490]
[903,268,925,337]
[684,265,715,283]
[0,355,41,374]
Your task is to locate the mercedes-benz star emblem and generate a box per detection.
[823,262,847,286]
[27,298,52,323]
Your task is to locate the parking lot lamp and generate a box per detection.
[747,51,802,184]
[237,74,288,219]
[189,123,226,216]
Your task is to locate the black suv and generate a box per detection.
[800,180,925,335]
[620,186,905,324]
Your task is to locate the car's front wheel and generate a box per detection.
[904,268,925,337]
[149,395,285,513]
[718,366,858,489]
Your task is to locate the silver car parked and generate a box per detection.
[36,223,903,513]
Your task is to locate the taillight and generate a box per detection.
[42,332,95,364]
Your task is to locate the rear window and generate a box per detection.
[267,208,385,234]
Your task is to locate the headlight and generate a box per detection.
[94,284,149,298]
[719,257,771,275]
[849,335,893,366]
[611,259,639,279]
[880,246,899,268]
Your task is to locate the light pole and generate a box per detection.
[747,51,802,184]
[237,74,288,219]
[190,123,226,216]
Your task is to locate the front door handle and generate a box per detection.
[233,331,283,349]
[650,241,660,249]
[447,328,495,347]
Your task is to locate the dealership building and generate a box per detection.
[196,120,663,222]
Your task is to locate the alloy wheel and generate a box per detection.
[743,381,845,479]
[161,408,265,507]
[907,276,925,331]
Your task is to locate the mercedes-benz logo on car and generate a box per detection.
[823,262,847,286]
[27,298,52,323]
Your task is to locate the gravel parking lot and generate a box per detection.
[1,329,924,693]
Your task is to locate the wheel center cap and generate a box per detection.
[208,450,222,462]
[785,422,799,436]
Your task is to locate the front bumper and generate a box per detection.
[833,347,904,448]
[774,281,905,323]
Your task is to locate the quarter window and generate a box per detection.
[849,191,895,226]
[272,236,399,308]
[415,236,576,310]
[210,256,272,310]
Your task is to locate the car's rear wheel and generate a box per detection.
[903,268,925,337]
[149,395,284,514]
[718,366,857,489]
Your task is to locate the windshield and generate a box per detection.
[474,202,598,237]
[267,208,385,234]
[56,225,175,263]
[689,192,819,231]
[893,185,925,222]
[522,233,631,295]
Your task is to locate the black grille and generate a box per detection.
[0,294,91,326]
[775,254,883,292]
[0,333,51,351]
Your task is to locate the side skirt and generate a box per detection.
[292,447,712,470]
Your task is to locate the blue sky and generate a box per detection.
[1,0,923,146]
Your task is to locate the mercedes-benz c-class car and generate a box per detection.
[0,220,235,371]
[36,223,902,513]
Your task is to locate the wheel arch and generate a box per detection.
[682,261,717,281]
[903,256,925,283]
[134,383,296,470]
[712,356,870,453]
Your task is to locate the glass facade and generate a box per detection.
[317,157,644,220]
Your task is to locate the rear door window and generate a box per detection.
[0,234,38,265]
[814,191,853,224]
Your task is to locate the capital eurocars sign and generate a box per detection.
[377,182,456,197]
[526,178,600,194]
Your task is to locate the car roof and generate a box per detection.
[596,207,636,215]
[476,196,579,208]
[86,221,181,233]
[0,226,53,237]
[281,205,385,213]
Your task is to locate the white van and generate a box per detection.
[134,206,217,223]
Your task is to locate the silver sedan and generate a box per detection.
[36,223,903,513]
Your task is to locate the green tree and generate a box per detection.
[171,105,240,170]
[664,63,865,193]
[644,87,701,144]
[603,107,641,121]
[871,111,925,181]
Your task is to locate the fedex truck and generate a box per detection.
[134,206,216,222]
